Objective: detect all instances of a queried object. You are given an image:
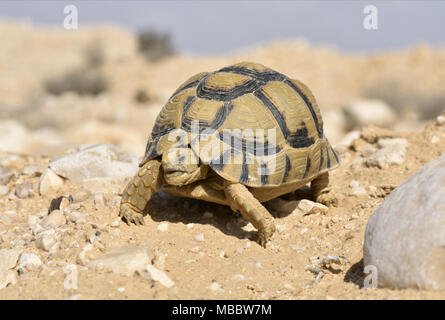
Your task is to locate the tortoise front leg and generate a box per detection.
[119,159,163,225]
[224,183,276,247]
[311,172,338,207]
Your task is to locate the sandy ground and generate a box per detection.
[0,21,444,300]
[0,120,444,300]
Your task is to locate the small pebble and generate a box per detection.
[40,210,66,228]
[194,233,204,242]
[15,181,33,199]
[36,235,55,252]
[436,115,445,125]
[157,222,169,232]
[18,253,42,272]
[0,167,13,185]
[186,223,194,230]
[94,192,106,209]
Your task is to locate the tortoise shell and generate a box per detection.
[142,62,339,187]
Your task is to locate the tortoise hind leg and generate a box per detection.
[119,159,163,225]
[311,172,338,207]
[224,183,276,247]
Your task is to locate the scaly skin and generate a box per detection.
[224,183,276,247]
[119,159,163,225]
[311,172,338,207]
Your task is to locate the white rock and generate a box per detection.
[36,235,56,252]
[209,281,224,293]
[94,192,106,209]
[0,167,13,185]
[27,215,40,228]
[194,233,204,242]
[364,154,445,290]
[0,248,22,273]
[138,264,175,288]
[335,130,361,149]
[366,138,407,169]
[49,144,139,183]
[15,181,33,199]
[0,270,17,290]
[87,246,153,276]
[40,209,66,228]
[18,253,42,271]
[110,217,121,227]
[39,168,64,196]
[348,180,367,196]
[22,165,41,175]
[157,222,169,232]
[297,199,328,215]
[344,99,397,129]
[436,115,445,125]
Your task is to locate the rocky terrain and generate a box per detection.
[0,21,444,299]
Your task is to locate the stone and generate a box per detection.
[49,144,139,183]
[40,209,66,228]
[366,138,407,169]
[335,130,361,150]
[297,199,328,215]
[343,99,397,129]
[18,253,42,271]
[0,167,13,185]
[15,181,33,199]
[194,233,204,242]
[71,189,91,203]
[39,168,64,196]
[0,248,22,273]
[364,154,445,290]
[348,180,367,197]
[36,235,56,252]
[22,165,42,176]
[138,264,175,288]
[157,222,168,232]
[87,246,153,276]
[94,192,106,209]
[436,115,445,125]
[0,270,17,290]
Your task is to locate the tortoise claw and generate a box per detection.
[257,223,276,248]
[119,203,145,226]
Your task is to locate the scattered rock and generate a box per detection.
[297,199,328,215]
[18,253,42,272]
[194,233,204,242]
[209,281,224,293]
[36,235,56,252]
[48,195,72,213]
[137,264,175,288]
[335,130,361,151]
[71,189,91,203]
[49,144,139,183]
[364,154,445,290]
[87,246,153,276]
[157,222,168,232]
[22,165,42,176]
[39,168,64,196]
[15,181,33,199]
[40,210,66,228]
[94,192,106,209]
[366,138,408,169]
[0,248,22,273]
[348,180,367,197]
[0,167,13,185]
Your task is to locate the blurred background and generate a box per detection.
[0,0,444,156]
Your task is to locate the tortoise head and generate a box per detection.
[162,147,208,186]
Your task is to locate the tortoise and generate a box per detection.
[119,62,339,247]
